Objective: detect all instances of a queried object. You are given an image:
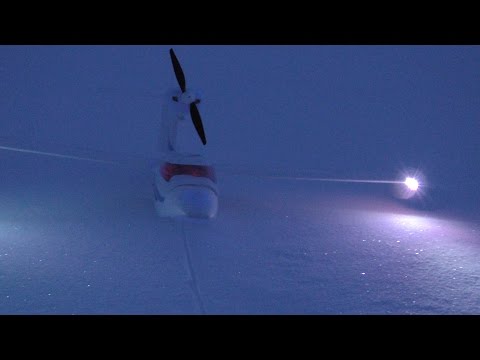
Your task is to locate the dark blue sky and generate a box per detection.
[1,45,479,207]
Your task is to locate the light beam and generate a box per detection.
[0,145,118,165]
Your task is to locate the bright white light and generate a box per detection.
[405,177,419,191]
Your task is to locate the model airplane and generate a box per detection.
[0,48,426,218]
[152,49,218,219]
[0,48,219,220]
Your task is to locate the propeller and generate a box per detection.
[169,48,207,145]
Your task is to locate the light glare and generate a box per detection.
[405,177,419,191]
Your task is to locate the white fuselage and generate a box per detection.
[153,89,218,219]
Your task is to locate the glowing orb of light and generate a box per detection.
[405,177,419,191]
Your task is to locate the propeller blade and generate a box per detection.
[169,48,186,93]
[190,102,207,145]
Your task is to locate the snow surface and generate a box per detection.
[1,152,480,314]
[1,45,480,314]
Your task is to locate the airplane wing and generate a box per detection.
[0,135,342,182]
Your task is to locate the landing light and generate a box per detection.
[405,177,419,191]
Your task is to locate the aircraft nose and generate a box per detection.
[176,187,218,219]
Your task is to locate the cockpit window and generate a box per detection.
[161,162,217,183]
